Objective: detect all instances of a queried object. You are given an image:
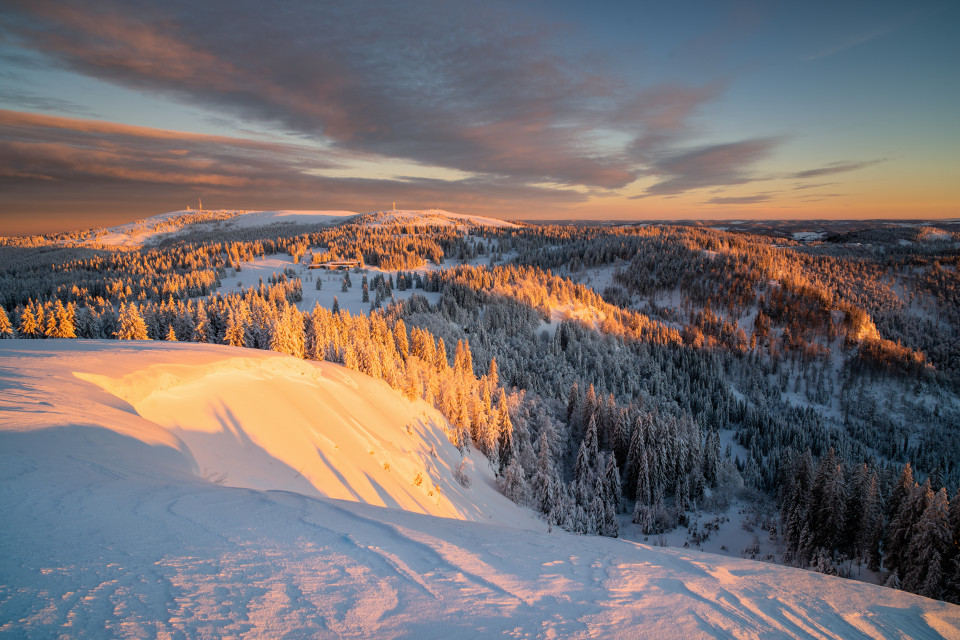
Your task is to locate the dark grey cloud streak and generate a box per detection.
[707,194,772,205]
[0,1,750,198]
[632,138,780,197]
[790,159,886,179]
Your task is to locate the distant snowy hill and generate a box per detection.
[2,340,958,638]
[66,208,517,249]
[354,209,520,229]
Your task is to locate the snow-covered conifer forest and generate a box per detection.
[2,208,960,636]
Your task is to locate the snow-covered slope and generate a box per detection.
[354,209,520,229]
[0,340,529,525]
[2,341,959,638]
[77,207,516,249]
[88,209,357,249]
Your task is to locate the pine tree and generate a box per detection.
[18,304,39,337]
[0,306,13,338]
[116,303,149,340]
[949,487,960,557]
[224,308,246,347]
[574,414,599,486]
[531,432,558,515]
[581,384,598,440]
[624,413,647,499]
[454,339,473,378]
[270,304,306,358]
[887,462,915,523]
[885,466,921,578]
[393,319,408,358]
[858,473,883,571]
[193,301,210,343]
[602,500,619,537]
[903,486,950,599]
[566,381,580,427]
[43,303,58,337]
[498,458,528,504]
[50,300,76,339]
[496,392,514,475]
[843,463,870,559]
[435,338,448,372]
[946,490,960,604]
[603,453,622,514]
[486,358,499,391]
[810,451,846,556]
[781,450,814,564]
[166,324,178,341]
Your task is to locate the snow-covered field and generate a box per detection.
[2,340,959,638]
[227,254,444,318]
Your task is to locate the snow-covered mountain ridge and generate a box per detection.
[27,208,519,249]
[2,340,958,638]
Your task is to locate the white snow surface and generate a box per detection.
[356,209,520,229]
[83,208,516,249]
[88,210,355,249]
[3,341,959,639]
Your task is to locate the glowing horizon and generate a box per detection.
[1,0,957,235]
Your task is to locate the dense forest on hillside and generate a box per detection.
[2,212,959,603]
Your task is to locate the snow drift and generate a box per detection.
[1,340,959,638]
[3,340,529,525]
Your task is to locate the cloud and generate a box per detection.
[0,89,100,118]
[1,0,738,196]
[0,109,340,185]
[0,109,585,233]
[634,138,780,197]
[1,0,667,190]
[792,182,837,191]
[804,28,891,61]
[790,159,885,179]
[707,194,772,205]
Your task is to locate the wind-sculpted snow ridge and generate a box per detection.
[0,340,526,524]
[2,341,959,639]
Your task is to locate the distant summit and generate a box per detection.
[354,209,520,229]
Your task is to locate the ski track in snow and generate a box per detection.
[2,341,959,639]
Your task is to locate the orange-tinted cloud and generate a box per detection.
[0,109,587,234]
[1,0,722,192]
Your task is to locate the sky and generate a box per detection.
[0,0,958,235]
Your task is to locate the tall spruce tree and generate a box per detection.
[886,477,930,582]
[903,486,950,599]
